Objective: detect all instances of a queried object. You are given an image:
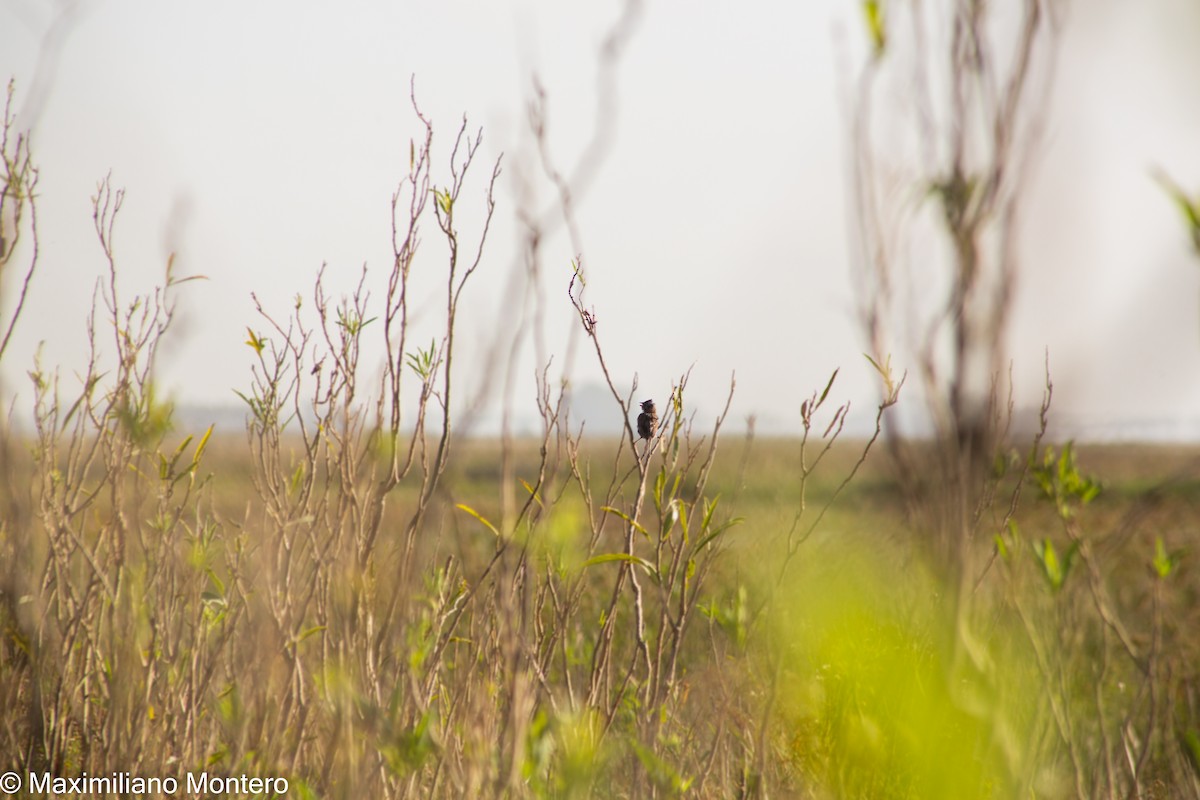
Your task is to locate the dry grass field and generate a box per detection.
[5,419,1200,799]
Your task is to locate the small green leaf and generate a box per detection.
[244,327,266,354]
[1033,538,1076,592]
[166,433,194,479]
[701,495,720,533]
[205,569,225,597]
[601,506,648,537]
[1036,542,1065,592]
[192,424,214,467]
[519,477,543,508]
[863,352,900,401]
[691,516,744,554]
[818,368,839,406]
[660,499,679,540]
[1034,538,1059,586]
[863,0,887,56]
[289,462,305,495]
[583,552,658,581]
[456,503,500,538]
[1153,535,1181,579]
[406,338,438,379]
[296,625,326,644]
[1152,168,1200,253]
[993,533,1009,561]
[435,188,453,215]
[1032,442,1100,518]
[336,309,376,336]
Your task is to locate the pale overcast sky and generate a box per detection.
[2,0,1199,439]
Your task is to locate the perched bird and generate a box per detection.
[637,399,658,444]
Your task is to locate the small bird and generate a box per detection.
[637,399,658,444]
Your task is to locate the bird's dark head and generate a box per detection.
[640,399,655,413]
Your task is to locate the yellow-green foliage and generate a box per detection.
[769,540,1037,799]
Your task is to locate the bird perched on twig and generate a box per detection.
[637,399,658,445]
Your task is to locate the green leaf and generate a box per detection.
[335,309,376,336]
[1033,538,1058,587]
[1152,168,1200,253]
[406,338,438,379]
[818,368,839,406]
[456,503,500,538]
[192,424,214,467]
[206,569,226,596]
[583,552,658,581]
[435,188,453,215]
[1032,442,1101,518]
[520,477,543,509]
[701,495,720,534]
[296,625,327,644]
[1153,535,1181,579]
[1036,537,1056,587]
[1033,538,1077,592]
[244,327,266,354]
[660,499,680,541]
[993,533,1009,561]
[169,433,194,472]
[601,506,648,537]
[863,351,900,401]
[691,516,744,554]
[863,0,887,56]
[289,462,305,495]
